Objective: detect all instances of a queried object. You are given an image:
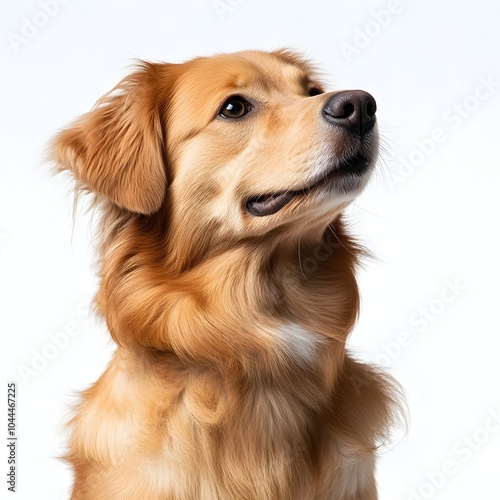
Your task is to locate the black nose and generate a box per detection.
[322,90,377,135]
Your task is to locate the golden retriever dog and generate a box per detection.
[51,50,401,499]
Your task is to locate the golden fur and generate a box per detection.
[51,50,401,499]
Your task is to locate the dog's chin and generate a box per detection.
[246,151,375,217]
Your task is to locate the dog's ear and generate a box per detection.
[51,63,173,214]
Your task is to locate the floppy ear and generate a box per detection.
[51,63,170,214]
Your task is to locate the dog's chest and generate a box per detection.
[70,350,377,499]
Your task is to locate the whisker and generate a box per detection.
[327,223,357,258]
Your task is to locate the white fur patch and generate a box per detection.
[274,324,323,362]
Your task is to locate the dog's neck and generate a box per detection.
[96,211,360,387]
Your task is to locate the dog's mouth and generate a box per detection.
[246,152,371,217]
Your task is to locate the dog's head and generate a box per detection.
[52,50,377,258]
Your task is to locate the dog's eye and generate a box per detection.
[308,87,324,97]
[219,97,251,119]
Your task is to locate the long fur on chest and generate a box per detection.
[65,215,399,500]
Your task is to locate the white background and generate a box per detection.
[1,1,500,498]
